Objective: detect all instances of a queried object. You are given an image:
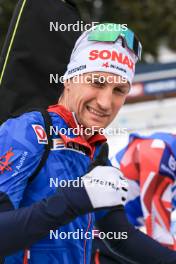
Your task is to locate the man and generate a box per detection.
[1,23,176,264]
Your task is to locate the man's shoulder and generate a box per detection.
[0,110,47,152]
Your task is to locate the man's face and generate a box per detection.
[64,72,130,130]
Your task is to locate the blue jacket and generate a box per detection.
[0,105,107,264]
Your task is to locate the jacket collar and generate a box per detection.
[48,104,107,158]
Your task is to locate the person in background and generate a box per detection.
[114,132,176,250]
[92,132,176,264]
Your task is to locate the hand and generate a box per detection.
[59,143,128,216]
[82,143,128,209]
[82,165,128,209]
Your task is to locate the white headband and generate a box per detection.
[63,28,137,85]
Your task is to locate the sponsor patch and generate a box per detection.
[51,138,65,150]
[51,138,87,155]
[102,62,109,68]
[68,65,86,75]
[32,125,48,144]
[0,147,14,174]
[102,62,126,73]
[89,50,134,71]
[109,63,126,73]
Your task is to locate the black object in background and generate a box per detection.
[0,0,82,123]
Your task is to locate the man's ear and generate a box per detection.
[64,79,71,91]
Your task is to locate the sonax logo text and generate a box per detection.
[89,50,134,71]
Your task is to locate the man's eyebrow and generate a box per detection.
[88,75,106,82]
[89,75,101,79]
[88,75,130,90]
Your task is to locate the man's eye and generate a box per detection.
[114,87,128,95]
[94,80,103,85]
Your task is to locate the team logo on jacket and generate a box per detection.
[32,125,48,144]
[51,138,65,150]
[0,147,14,174]
[51,139,87,155]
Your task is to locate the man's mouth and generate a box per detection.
[86,106,108,117]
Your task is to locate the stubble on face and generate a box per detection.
[60,72,130,135]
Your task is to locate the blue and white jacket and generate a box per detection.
[0,104,107,264]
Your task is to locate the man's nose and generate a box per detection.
[96,88,112,110]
